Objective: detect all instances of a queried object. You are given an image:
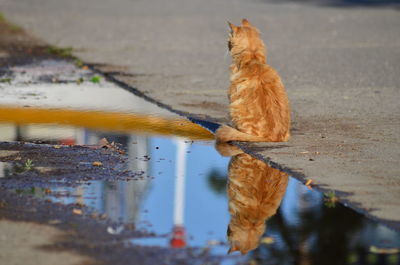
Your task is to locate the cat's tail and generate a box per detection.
[216,125,278,143]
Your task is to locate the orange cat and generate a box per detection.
[216,19,290,142]
[217,143,289,254]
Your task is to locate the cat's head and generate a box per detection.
[227,19,266,59]
[227,221,266,255]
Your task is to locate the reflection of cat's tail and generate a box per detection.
[216,125,278,142]
[215,142,244,157]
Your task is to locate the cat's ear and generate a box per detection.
[242,18,251,27]
[227,21,238,34]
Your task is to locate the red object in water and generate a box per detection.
[60,138,75,145]
[170,226,186,248]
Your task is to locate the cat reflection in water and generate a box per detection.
[216,143,288,255]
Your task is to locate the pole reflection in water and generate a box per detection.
[216,142,288,255]
[170,138,190,248]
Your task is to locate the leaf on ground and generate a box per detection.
[90,213,98,219]
[92,161,103,167]
[305,179,313,189]
[48,219,61,225]
[260,236,274,244]
[97,138,125,154]
[75,202,85,208]
[90,75,101,83]
[75,77,84,84]
[72,208,82,215]
[0,200,7,208]
[99,213,107,219]
[98,137,110,148]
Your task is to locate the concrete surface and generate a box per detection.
[0,220,92,265]
[0,0,399,226]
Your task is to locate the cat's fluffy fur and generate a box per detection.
[216,19,290,142]
[218,143,288,255]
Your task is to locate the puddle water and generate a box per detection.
[1,61,400,264]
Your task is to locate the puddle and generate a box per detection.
[1,60,400,264]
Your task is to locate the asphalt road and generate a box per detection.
[1,0,399,226]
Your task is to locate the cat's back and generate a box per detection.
[231,61,287,104]
[244,62,285,93]
[229,61,290,140]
